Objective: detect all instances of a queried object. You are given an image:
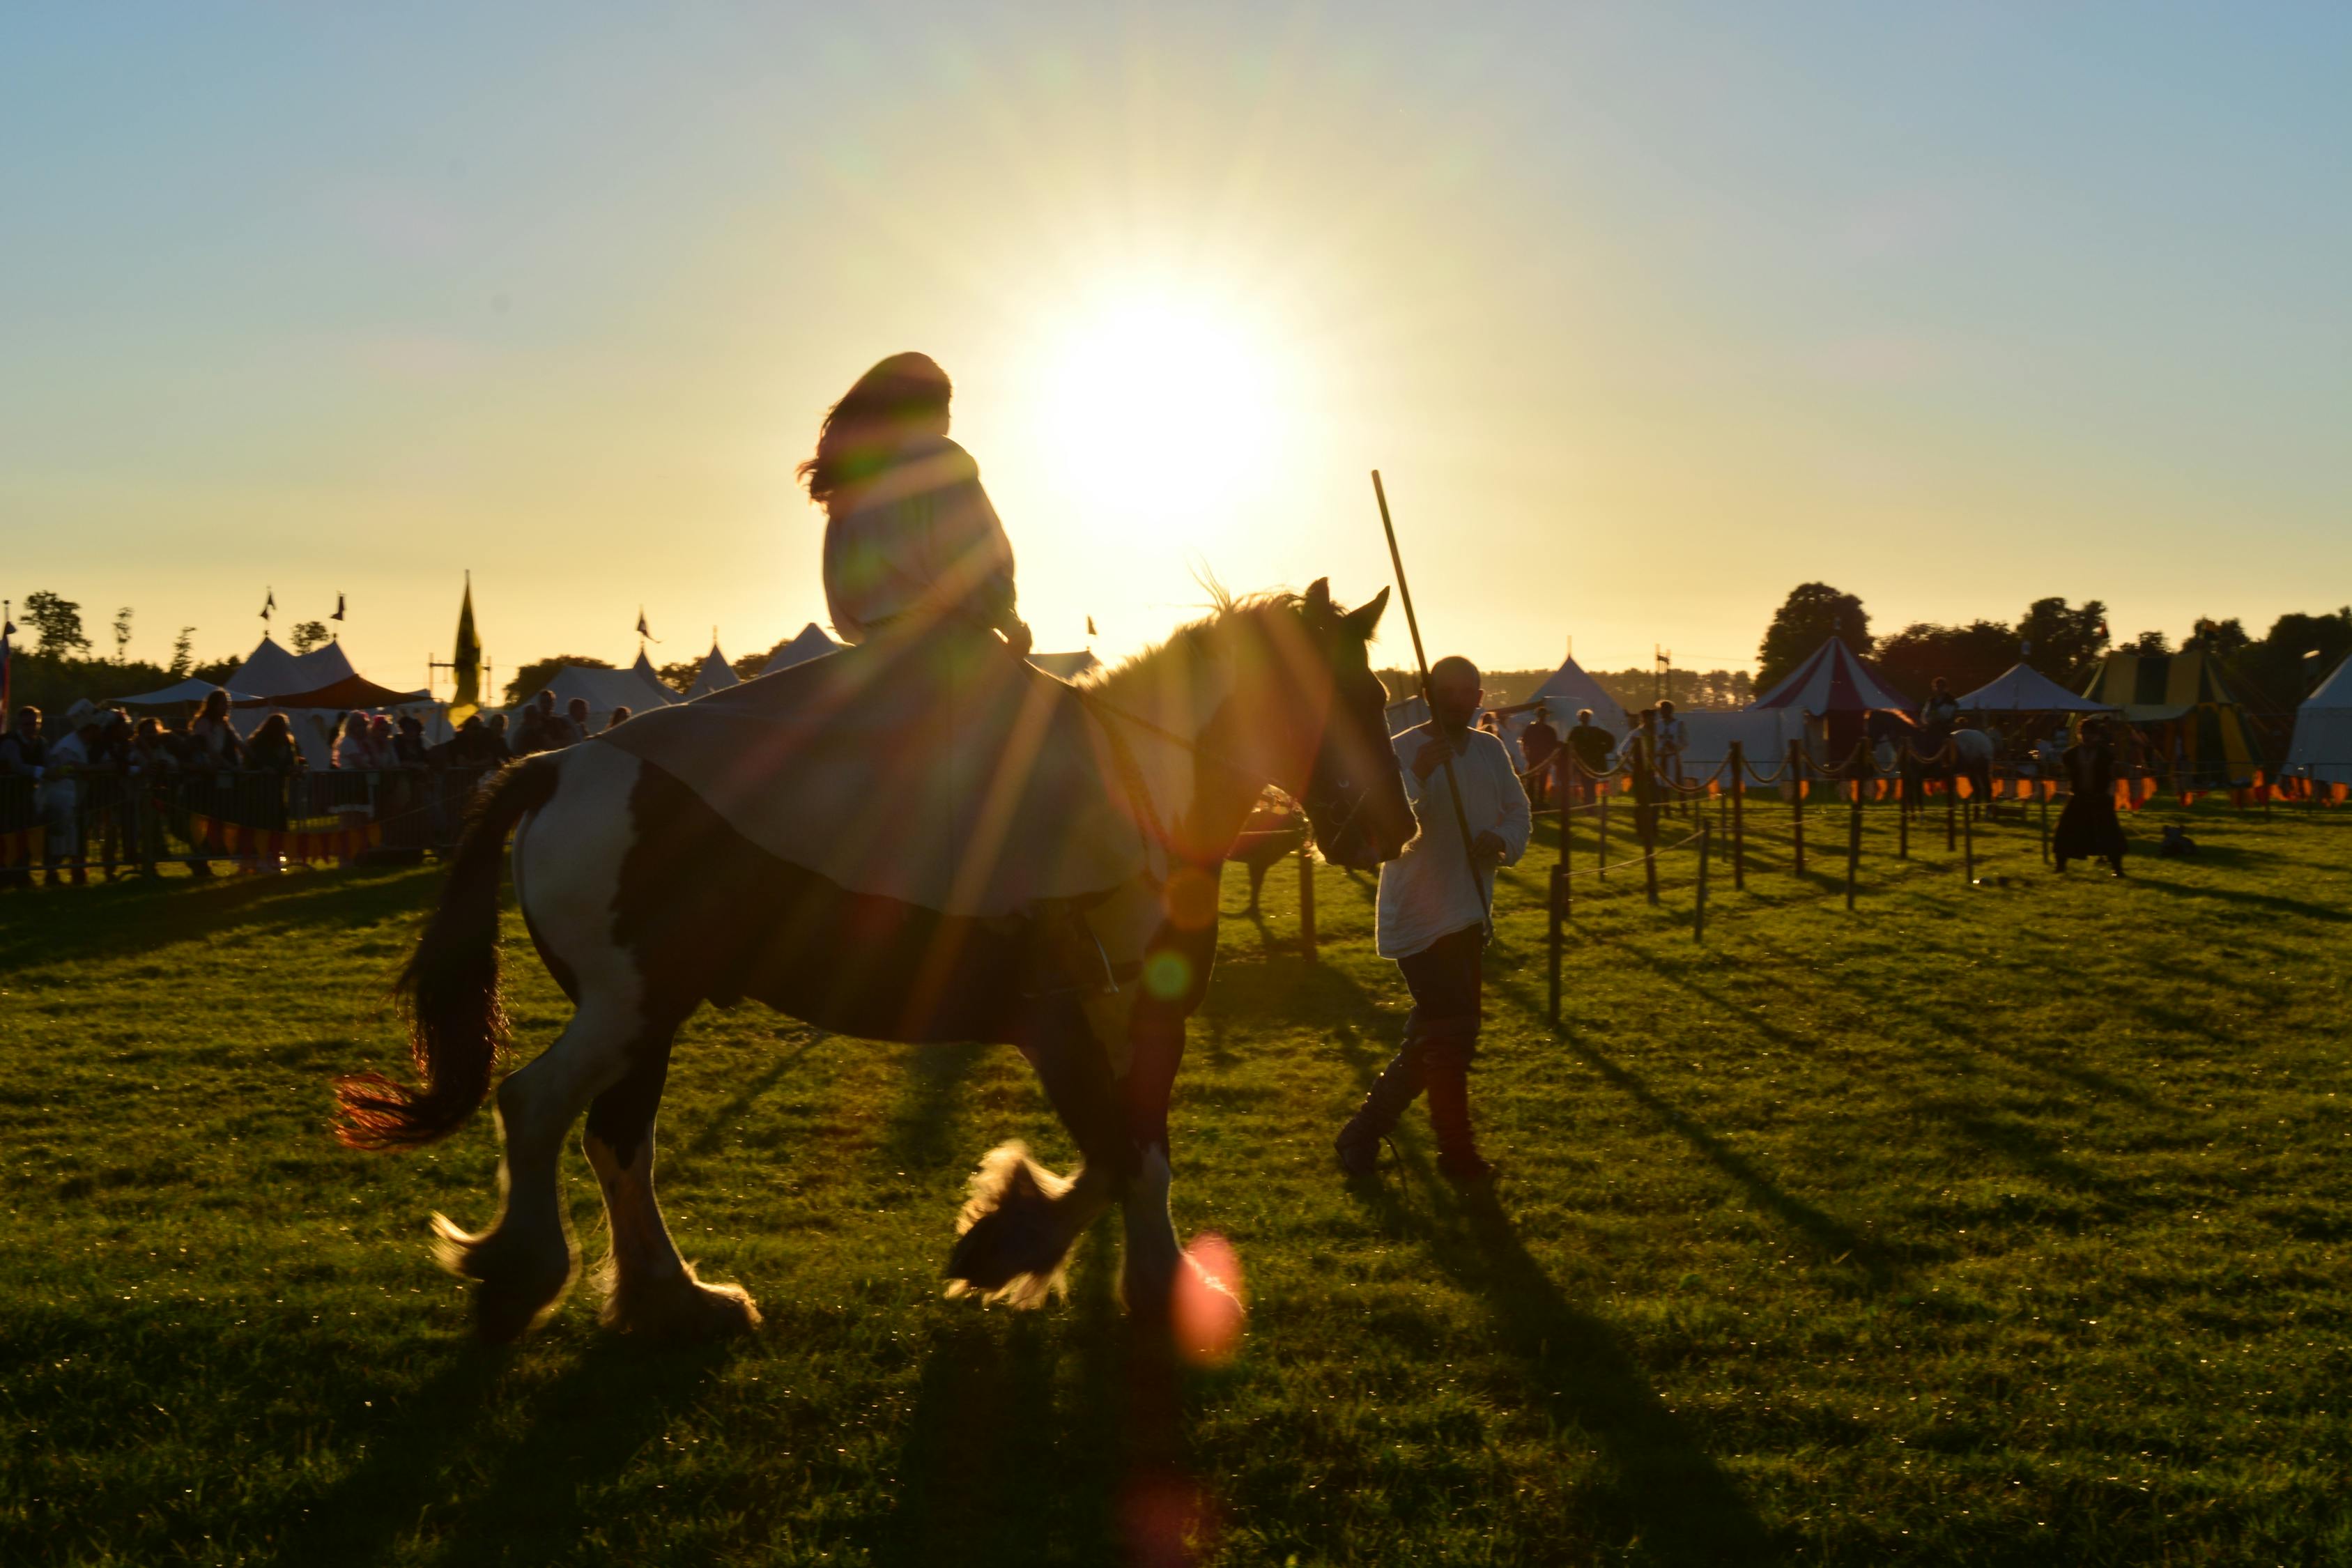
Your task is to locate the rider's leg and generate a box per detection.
[581,1023,761,1337]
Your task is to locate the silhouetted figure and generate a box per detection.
[2054,718,2128,876]
[1560,707,1613,804]
[1337,655,1529,1182]
[1518,705,1559,808]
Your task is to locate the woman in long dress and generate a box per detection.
[2053,717,2128,875]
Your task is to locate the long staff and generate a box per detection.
[1371,470,1493,936]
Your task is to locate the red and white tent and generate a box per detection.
[1747,637,1913,715]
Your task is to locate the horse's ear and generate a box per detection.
[1303,578,1333,614]
[1343,586,1390,640]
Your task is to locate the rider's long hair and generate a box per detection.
[798,352,953,518]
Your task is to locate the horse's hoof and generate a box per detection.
[604,1272,762,1339]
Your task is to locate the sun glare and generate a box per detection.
[1024,281,1308,532]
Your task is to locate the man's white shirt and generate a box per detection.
[1376,723,1532,960]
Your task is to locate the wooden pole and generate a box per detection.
[1945,757,1958,852]
[1847,740,1866,910]
[2040,781,2051,864]
[1641,736,1661,907]
[1695,820,1711,941]
[1730,740,1746,890]
[1898,753,1910,860]
[1547,866,1563,1027]
[1963,791,1976,883]
[1790,739,1806,877]
[1298,842,1316,962]
[1598,778,1610,880]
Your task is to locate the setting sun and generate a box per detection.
[1021,279,1312,535]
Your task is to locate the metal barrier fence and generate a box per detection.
[0,765,496,882]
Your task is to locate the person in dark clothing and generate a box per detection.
[1560,708,1615,804]
[392,715,430,767]
[0,707,48,888]
[447,714,510,769]
[1518,705,1560,808]
[2054,718,2128,876]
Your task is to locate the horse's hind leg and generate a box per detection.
[581,1030,761,1338]
[947,999,1126,1307]
[433,995,638,1341]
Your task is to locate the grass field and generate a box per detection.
[4,794,2349,1566]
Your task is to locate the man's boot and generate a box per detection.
[1423,1027,1494,1182]
[1335,1033,1427,1178]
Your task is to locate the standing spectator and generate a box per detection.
[392,714,429,767]
[605,705,633,732]
[1655,698,1689,809]
[123,716,176,875]
[563,698,593,746]
[1335,655,1530,1182]
[189,689,245,768]
[246,712,303,873]
[2054,717,2128,876]
[1518,705,1560,809]
[448,714,509,769]
[332,711,378,769]
[485,714,513,754]
[2,707,52,887]
[1560,708,1615,805]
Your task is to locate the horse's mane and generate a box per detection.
[1078,590,1307,700]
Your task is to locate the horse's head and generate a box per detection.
[1255,578,1415,872]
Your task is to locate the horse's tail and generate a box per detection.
[335,756,561,1151]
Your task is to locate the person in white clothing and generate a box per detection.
[1337,655,1531,1181]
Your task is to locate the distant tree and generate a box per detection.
[2186,617,2249,659]
[1757,583,1870,693]
[189,656,242,688]
[112,606,134,663]
[1872,621,2017,704]
[22,590,91,655]
[2015,597,2109,681]
[655,659,700,693]
[168,627,196,680]
[504,654,613,707]
[289,620,331,655]
[731,650,773,682]
[2125,629,2174,656]
[2225,607,2352,712]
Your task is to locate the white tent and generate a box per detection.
[1958,663,2116,714]
[2285,653,2352,786]
[116,676,261,706]
[685,643,740,700]
[528,652,681,719]
[762,622,840,674]
[1516,653,1629,736]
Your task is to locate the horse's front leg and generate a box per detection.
[1117,1008,1187,1319]
[581,1024,761,1338]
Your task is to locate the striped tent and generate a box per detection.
[2081,649,2257,790]
[1747,637,1912,761]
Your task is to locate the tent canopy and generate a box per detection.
[1957,663,2118,714]
[116,676,262,706]
[1748,637,1912,714]
[2080,648,2241,722]
[526,653,679,716]
[1519,653,1629,735]
[761,623,840,675]
[1031,650,1099,680]
[2285,652,2352,785]
[685,643,740,700]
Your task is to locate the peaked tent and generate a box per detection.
[2283,652,2352,786]
[685,643,740,700]
[2081,649,2257,789]
[116,677,262,705]
[1957,663,2117,714]
[527,653,680,720]
[231,638,428,712]
[1515,652,1629,737]
[1747,636,1912,758]
[761,622,840,675]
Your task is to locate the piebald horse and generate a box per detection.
[336,582,1413,1341]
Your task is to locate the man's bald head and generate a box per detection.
[1429,656,1482,729]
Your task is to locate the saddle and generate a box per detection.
[595,627,1151,920]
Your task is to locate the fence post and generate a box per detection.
[1695,820,1711,941]
[1962,793,1976,884]
[1640,737,1661,906]
[1298,842,1316,962]
[1946,760,1958,852]
[1847,740,1866,910]
[1898,760,1910,859]
[2039,782,2051,864]
[1730,741,1746,890]
[1548,865,1563,1027]
[1598,780,1610,880]
[1789,739,1806,877]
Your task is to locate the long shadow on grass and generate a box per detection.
[1357,1172,1782,1565]
[870,1236,1130,1567]
[268,1334,735,1567]
[0,865,434,974]
[879,1040,987,1173]
[2130,877,2349,923]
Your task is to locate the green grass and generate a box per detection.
[3,797,2349,1565]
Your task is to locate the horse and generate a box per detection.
[1906,720,1997,808]
[1226,791,1309,918]
[333,581,1414,1342]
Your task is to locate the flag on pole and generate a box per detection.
[261,587,275,622]
[1,605,14,716]
[636,608,657,644]
[1086,615,1098,638]
[332,592,346,622]
[450,574,483,723]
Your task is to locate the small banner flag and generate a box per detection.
[636,608,656,643]
[261,587,275,622]
[1086,615,1098,638]
[332,592,346,622]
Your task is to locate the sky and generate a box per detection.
[4,2,2349,694]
